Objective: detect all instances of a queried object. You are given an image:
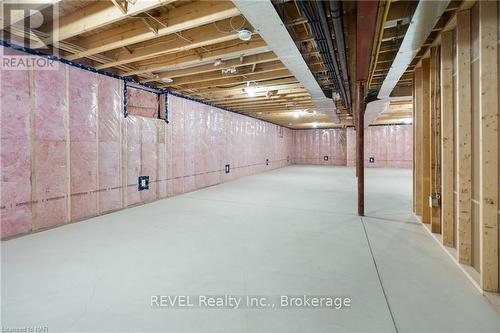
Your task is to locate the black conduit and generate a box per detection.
[330,0,351,109]
[297,0,351,112]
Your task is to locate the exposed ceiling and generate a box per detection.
[1,0,461,128]
[366,0,464,125]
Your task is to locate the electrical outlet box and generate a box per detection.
[266,158,269,166]
[138,176,149,191]
[224,164,230,174]
[323,156,329,161]
[369,157,375,163]
[429,196,440,208]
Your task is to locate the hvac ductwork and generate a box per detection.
[232,0,338,121]
[378,0,451,99]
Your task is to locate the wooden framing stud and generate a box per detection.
[478,0,498,292]
[440,30,455,247]
[421,58,432,224]
[456,10,472,265]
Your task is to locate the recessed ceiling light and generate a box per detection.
[238,29,252,41]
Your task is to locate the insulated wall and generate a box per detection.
[166,95,293,196]
[0,48,293,239]
[291,129,347,165]
[346,125,413,168]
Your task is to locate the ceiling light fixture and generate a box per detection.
[222,66,237,75]
[238,29,252,41]
[161,77,173,83]
[245,87,257,97]
[242,82,263,97]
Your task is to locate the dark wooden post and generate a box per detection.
[356,81,365,216]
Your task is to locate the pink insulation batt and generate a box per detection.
[69,67,98,221]
[32,66,68,230]
[346,125,413,168]
[127,87,159,118]
[97,75,123,213]
[292,129,347,165]
[0,67,32,238]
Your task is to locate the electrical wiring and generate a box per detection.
[213,16,247,34]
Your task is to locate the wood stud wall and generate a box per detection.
[413,1,499,293]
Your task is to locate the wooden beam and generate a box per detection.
[198,83,303,97]
[456,10,472,265]
[111,0,128,15]
[66,1,240,60]
[413,72,417,213]
[205,87,306,98]
[478,0,498,292]
[96,17,248,69]
[132,39,269,77]
[421,58,432,225]
[414,67,423,216]
[164,61,285,86]
[48,0,175,44]
[143,51,277,79]
[208,92,310,104]
[174,69,291,91]
[232,105,314,113]
[430,46,441,233]
[357,81,365,216]
[220,98,312,107]
[440,30,454,247]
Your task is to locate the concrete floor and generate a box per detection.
[1,166,499,332]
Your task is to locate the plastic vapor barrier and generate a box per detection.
[127,87,159,118]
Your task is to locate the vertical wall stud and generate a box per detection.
[65,66,71,223]
[422,58,432,224]
[478,0,498,292]
[440,30,455,247]
[456,10,472,265]
[414,67,423,217]
[430,46,442,233]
